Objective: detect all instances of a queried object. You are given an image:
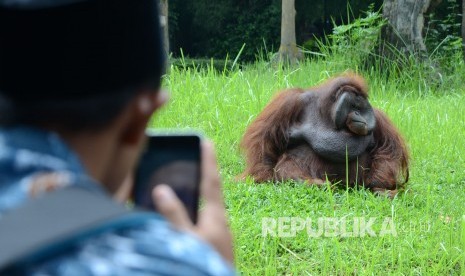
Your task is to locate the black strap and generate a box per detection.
[0,186,149,271]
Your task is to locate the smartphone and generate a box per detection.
[133,131,201,223]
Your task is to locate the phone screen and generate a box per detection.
[134,134,201,223]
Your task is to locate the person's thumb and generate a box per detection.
[153,184,192,230]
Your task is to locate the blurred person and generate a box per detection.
[0,0,234,274]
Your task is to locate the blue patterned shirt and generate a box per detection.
[0,127,235,275]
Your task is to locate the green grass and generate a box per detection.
[149,57,465,275]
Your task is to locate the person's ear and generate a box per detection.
[120,90,169,146]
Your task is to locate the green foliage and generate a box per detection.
[315,2,464,90]
[216,2,281,62]
[171,58,234,72]
[168,0,384,62]
[425,0,463,69]
[167,0,463,65]
[302,38,320,52]
[152,52,465,274]
[156,2,465,274]
[326,5,386,65]
[169,0,281,62]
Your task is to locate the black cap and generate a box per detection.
[0,0,164,103]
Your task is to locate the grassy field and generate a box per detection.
[150,58,465,275]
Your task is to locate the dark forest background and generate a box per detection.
[167,0,462,62]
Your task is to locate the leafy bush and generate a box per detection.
[317,5,386,70]
[425,0,463,68]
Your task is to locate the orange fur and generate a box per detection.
[240,75,409,195]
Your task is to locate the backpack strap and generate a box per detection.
[0,186,152,272]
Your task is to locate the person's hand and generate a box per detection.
[152,141,234,264]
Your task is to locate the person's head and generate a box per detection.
[0,0,167,194]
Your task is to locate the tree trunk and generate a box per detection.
[278,0,302,64]
[159,0,169,70]
[462,0,465,61]
[381,0,432,60]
